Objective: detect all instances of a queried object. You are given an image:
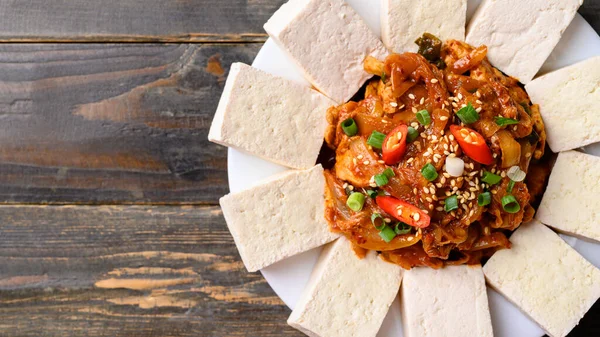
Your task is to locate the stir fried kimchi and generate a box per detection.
[322,34,550,269]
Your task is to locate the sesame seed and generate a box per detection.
[436,183,442,188]
[441,104,446,109]
[443,144,449,150]
[407,158,414,163]
[390,102,398,107]
[370,183,377,188]
[462,204,468,211]
[349,185,355,191]
[513,126,518,131]
[476,100,482,104]
[444,151,450,156]
[443,173,450,178]
[343,183,348,189]
[420,97,425,105]
[469,209,474,217]
[428,205,433,210]
[413,188,418,194]
[409,93,416,100]
[378,160,385,164]
[363,160,370,165]
[431,135,438,141]
[526,152,531,158]
[384,218,391,223]
[353,158,357,165]
[449,135,455,141]
[407,236,414,240]
[476,107,482,113]
[501,171,506,178]
[452,102,458,108]
[399,104,406,109]
[413,213,420,221]
[451,180,456,187]
[423,151,431,157]
[426,197,433,202]
[420,132,427,138]
[493,153,498,158]
[441,176,447,184]
[445,191,452,196]
[440,116,448,121]
[412,107,417,113]
[436,206,444,211]
[423,187,429,193]
[476,91,481,98]
[469,171,478,176]
[492,190,498,195]
[458,93,463,100]
[411,122,419,128]
[431,78,438,83]
[357,155,364,160]
[433,157,439,163]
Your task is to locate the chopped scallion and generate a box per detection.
[478,192,492,206]
[371,213,386,231]
[495,117,519,126]
[501,195,520,213]
[407,126,419,142]
[456,103,480,124]
[507,180,515,193]
[394,222,412,235]
[421,163,438,181]
[379,225,397,242]
[482,171,502,185]
[383,168,395,178]
[416,110,431,126]
[341,118,358,136]
[444,195,458,212]
[346,192,365,212]
[507,166,526,182]
[375,169,394,187]
[367,131,386,149]
[366,189,378,199]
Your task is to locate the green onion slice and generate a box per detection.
[375,171,391,186]
[371,213,386,230]
[381,72,387,82]
[341,118,358,136]
[367,131,386,149]
[383,168,395,178]
[444,195,459,212]
[366,189,378,199]
[482,171,502,185]
[478,192,492,206]
[407,126,419,142]
[346,192,365,212]
[507,166,526,182]
[421,163,438,181]
[501,195,520,213]
[495,117,519,126]
[507,180,515,193]
[394,222,412,235]
[379,225,397,243]
[456,103,480,124]
[416,110,431,126]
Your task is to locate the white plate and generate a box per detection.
[227,1,600,336]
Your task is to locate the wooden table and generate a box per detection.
[0,1,598,336]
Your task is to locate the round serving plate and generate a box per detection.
[228,1,600,336]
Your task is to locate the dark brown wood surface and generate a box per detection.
[0,1,598,337]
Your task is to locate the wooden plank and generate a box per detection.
[0,43,260,205]
[0,2,595,42]
[0,205,302,337]
[0,0,286,43]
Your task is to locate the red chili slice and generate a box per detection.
[382,124,408,165]
[450,125,494,165]
[376,196,431,228]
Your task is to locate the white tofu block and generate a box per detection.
[264,0,389,103]
[208,63,334,170]
[219,165,338,272]
[536,151,600,242]
[401,265,493,337]
[466,0,583,83]
[288,237,402,337]
[525,56,600,152]
[381,0,467,53]
[484,220,600,337]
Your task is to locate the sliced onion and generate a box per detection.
[507,166,526,182]
[445,157,465,177]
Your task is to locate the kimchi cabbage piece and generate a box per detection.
[322,36,550,269]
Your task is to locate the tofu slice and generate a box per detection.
[208,63,334,170]
[401,265,494,337]
[525,56,600,152]
[264,0,389,103]
[219,165,338,272]
[288,237,402,337]
[381,0,467,53]
[536,151,600,242]
[466,0,583,83]
[483,220,600,337]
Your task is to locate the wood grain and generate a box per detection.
[0,205,302,337]
[0,43,260,205]
[0,1,595,43]
[0,0,285,43]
